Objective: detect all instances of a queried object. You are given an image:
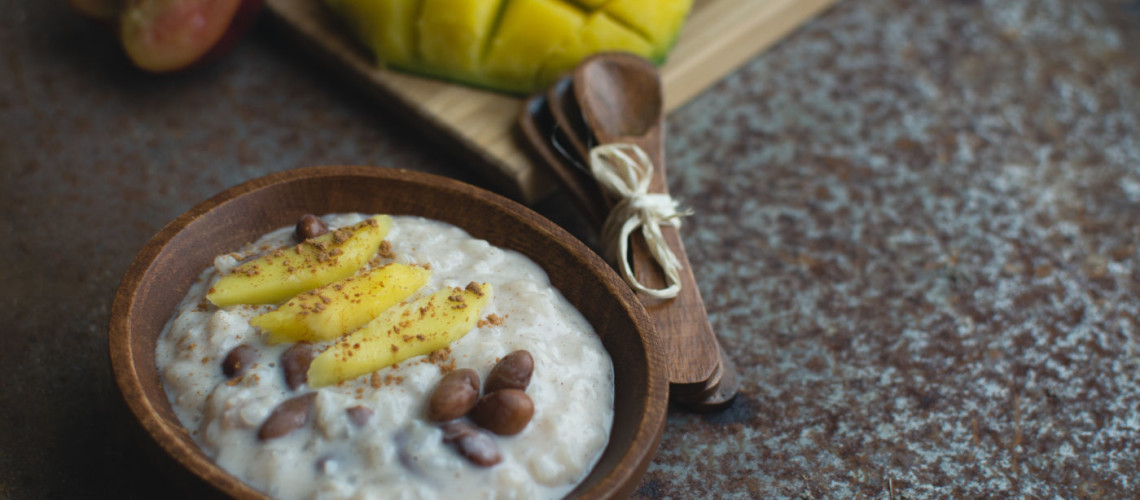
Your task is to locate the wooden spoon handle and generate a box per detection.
[627,223,722,394]
[610,135,723,396]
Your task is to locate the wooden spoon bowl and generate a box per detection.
[109,166,668,499]
[576,55,663,139]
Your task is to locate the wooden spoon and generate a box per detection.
[518,91,608,229]
[547,77,593,167]
[573,53,738,408]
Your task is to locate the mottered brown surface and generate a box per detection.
[2,0,1139,498]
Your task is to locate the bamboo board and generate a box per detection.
[265,0,838,203]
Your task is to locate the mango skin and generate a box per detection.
[250,263,431,344]
[307,282,492,388]
[206,215,392,307]
[322,0,694,94]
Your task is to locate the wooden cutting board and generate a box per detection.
[265,0,838,203]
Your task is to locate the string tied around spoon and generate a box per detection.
[589,143,692,299]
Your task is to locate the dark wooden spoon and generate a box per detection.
[547,77,593,168]
[518,91,608,229]
[573,52,738,408]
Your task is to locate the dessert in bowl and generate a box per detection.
[109,166,667,499]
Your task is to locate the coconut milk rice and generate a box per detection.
[156,213,614,500]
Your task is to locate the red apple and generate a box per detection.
[69,0,124,23]
[118,0,265,73]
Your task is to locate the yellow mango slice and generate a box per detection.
[416,0,504,76]
[206,215,392,307]
[483,0,585,92]
[537,12,654,87]
[250,263,432,344]
[324,0,419,65]
[307,282,492,387]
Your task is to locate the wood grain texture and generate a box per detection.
[263,0,839,203]
[573,53,723,399]
[108,166,667,499]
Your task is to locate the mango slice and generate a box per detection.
[307,282,492,388]
[206,215,392,307]
[250,263,432,344]
[322,0,694,94]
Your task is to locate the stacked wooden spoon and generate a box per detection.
[519,53,738,411]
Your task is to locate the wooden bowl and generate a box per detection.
[109,166,667,499]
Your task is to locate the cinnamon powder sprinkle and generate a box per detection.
[331,228,353,245]
[376,240,395,259]
[477,314,505,328]
[421,348,458,374]
[465,282,484,296]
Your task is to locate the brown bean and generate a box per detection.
[469,389,534,436]
[258,393,317,441]
[441,421,502,467]
[346,405,373,427]
[295,214,329,241]
[221,344,258,378]
[281,342,318,390]
[426,368,480,422]
[484,350,533,393]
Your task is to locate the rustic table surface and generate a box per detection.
[2,0,1138,498]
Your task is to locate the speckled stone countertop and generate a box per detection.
[2,0,1138,498]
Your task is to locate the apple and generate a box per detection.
[119,0,266,72]
[71,0,265,73]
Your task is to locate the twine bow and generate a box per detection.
[589,143,692,299]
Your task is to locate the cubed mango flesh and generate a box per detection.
[325,0,419,65]
[417,0,504,76]
[322,0,693,94]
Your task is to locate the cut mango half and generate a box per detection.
[323,0,694,94]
